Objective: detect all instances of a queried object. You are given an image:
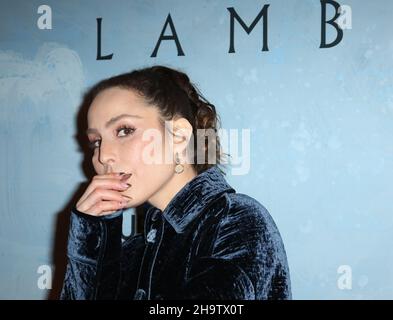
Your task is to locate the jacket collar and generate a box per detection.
[148,165,235,234]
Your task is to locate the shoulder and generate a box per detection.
[224,192,276,229]
[219,192,285,247]
[209,192,289,265]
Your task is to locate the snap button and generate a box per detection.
[147,228,157,243]
[134,288,146,300]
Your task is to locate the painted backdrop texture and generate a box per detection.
[0,0,392,299]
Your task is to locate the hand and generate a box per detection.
[75,172,132,216]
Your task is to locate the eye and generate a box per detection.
[117,125,136,137]
[87,125,136,150]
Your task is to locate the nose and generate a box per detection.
[98,141,116,173]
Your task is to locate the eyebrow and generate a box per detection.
[86,113,142,135]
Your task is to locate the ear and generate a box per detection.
[171,117,193,154]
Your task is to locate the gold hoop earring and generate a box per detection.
[174,152,184,174]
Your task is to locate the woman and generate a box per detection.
[60,65,291,300]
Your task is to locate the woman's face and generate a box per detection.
[86,87,176,208]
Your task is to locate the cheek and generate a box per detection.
[129,131,167,166]
[131,161,173,204]
[125,136,174,200]
[123,137,148,166]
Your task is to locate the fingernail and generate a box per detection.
[120,173,132,181]
[121,182,131,188]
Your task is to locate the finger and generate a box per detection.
[92,172,127,180]
[79,176,132,204]
[86,200,129,216]
[78,188,132,213]
[100,195,133,213]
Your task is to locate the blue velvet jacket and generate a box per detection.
[60,166,291,300]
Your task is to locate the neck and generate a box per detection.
[148,165,198,212]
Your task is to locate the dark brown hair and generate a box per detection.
[84,65,227,174]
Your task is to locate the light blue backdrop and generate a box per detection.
[1,0,392,299]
